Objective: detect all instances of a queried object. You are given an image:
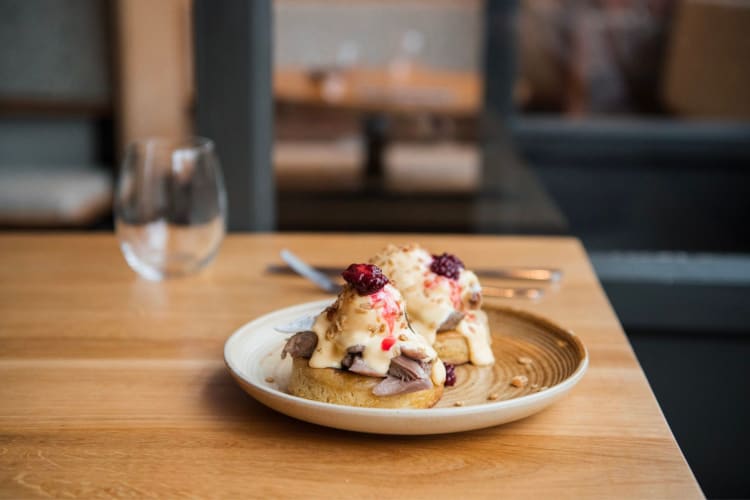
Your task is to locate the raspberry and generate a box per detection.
[342,263,389,295]
[444,362,456,387]
[430,253,464,280]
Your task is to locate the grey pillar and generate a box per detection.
[483,0,519,124]
[193,0,275,231]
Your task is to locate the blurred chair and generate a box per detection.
[0,0,193,229]
[0,165,111,227]
[383,143,479,194]
[275,138,364,193]
[0,0,114,228]
[663,0,750,120]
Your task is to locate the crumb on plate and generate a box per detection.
[511,375,528,388]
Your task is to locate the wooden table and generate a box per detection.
[0,234,702,498]
[275,65,481,184]
[275,66,481,117]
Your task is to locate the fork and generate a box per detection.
[279,249,545,300]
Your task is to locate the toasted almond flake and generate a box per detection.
[398,334,408,341]
[454,401,464,407]
[487,393,499,401]
[511,375,528,388]
[264,376,275,383]
[517,356,533,365]
[556,339,568,348]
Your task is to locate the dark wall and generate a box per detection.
[627,330,750,498]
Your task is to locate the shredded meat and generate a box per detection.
[371,355,434,396]
[373,376,432,396]
[388,355,429,381]
[341,344,366,369]
[347,356,385,377]
[281,331,318,359]
[437,311,465,332]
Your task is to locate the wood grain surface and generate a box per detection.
[0,234,702,498]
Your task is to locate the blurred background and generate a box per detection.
[0,0,748,496]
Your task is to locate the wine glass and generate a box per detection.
[115,137,227,280]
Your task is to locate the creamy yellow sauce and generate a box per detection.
[308,283,444,385]
[370,244,495,366]
[455,310,494,365]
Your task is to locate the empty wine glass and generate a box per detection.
[115,137,227,280]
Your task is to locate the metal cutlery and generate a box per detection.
[268,259,561,283]
[278,249,547,299]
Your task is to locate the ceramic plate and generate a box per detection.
[224,300,588,435]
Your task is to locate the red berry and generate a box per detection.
[430,253,464,280]
[444,362,456,386]
[342,263,390,295]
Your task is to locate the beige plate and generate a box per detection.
[224,299,588,435]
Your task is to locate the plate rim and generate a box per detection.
[224,299,589,418]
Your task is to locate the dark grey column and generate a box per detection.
[474,0,566,234]
[483,0,519,125]
[193,0,275,231]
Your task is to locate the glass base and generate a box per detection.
[116,218,224,280]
